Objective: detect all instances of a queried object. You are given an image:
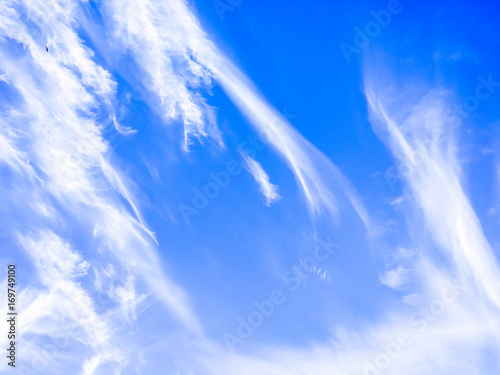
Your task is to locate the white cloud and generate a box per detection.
[13,231,121,373]
[0,1,207,372]
[101,0,224,151]
[211,58,371,229]
[241,153,281,206]
[365,83,500,311]
[96,0,371,230]
[2,0,500,374]
[379,266,411,289]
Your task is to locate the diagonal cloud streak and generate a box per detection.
[240,152,281,206]
[99,0,371,229]
[365,83,500,312]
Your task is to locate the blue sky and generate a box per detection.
[1,0,500,374]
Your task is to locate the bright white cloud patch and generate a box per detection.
[379,266,411,289]
[241,153,281,206]
[102,0,223,150]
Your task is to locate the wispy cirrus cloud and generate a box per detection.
[241,153,281,206]
[2,0,499,374]
[101,0,224,151]
[211,58,371,228]
[185,77,500,375]
[0,1,206,372]
[365,80,500,312]
[96,0,371,229]
[379,265,411,289]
